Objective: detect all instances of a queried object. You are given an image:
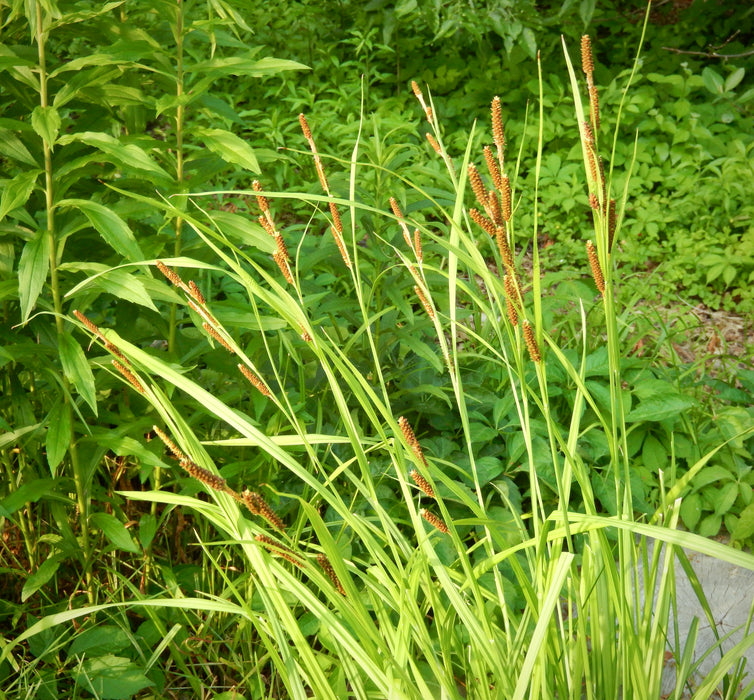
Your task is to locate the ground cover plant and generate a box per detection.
[2,1,754,698]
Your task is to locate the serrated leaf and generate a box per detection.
[194,128,259,173]
[58,331,97,414]
[45,399,70,471]
[90,512,141,554]
[60,199,143,261]
[31,106,61,149]
[22,556,62,602]
[0,169,40,220]
[18,228,50,322]
[626,394,694,423]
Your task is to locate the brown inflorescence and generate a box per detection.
[73,310,104,340]
[581,35,595,79]
[469,208,497,238]
[467,163,488,212]
[586,240,605,294]
[607,199,617,250]
[153,425,188,462]
[112,359,146,394]
[237,364,272,397]
[414,285,435,320]
[496,227,515,272]
[483,145,503,193]
[187,280,206,306]
[256,534,302,567]
[398,416,429,468]
[411,80,433,122]
[491,96,506,162]
[202,322,235,354]
[420,508,448,534]
[523,320,542,363]
[413,228,423,263]
[589,193,600,210]
[589,84,601,131]
[317,553,346,596]
[180,458,228,493]
[488,189,502,227]
[425,132,441,154]
[155,260,189,293]
[500,175,512,222]
[410,469,435,499]
[503,274,519,326]
[243,490,286,531]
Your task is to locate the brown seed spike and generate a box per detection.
[589,84,601,131]
[483,145,503,192]
[389,196,403,219]
[317,553,346,596]
[414,284,435,320]
[252,180,270,216]
[410,469,435,499]
[329,201,343,235]
[425,132,441,154]
[256,534,302,567]
[420,508,448,534]
[586,240,605,294]
[73,310,104,339]
[608,199,617,251]
[238,364,271,397]
[496,227,515,272]
[413,228,423,263]
[397,416,429,467]
[243,490,285,531]
[188,280,206,306]
[491,96,506,160]
[112,359,145,394]
[180,459,227,492]
[468,163,488,211]
[504,274,519,326]
[153,425,187,462]
[155,260,188,292]
[298,113,313,141]
[469,208,497,238]
[411,80,422,100]
[589,193,600,210]
[202,322,235,354]
[488,189,502,227]
[501,176,512,222]
[330,225,352,268]
[523,320,541,363]
[581,35,595,78]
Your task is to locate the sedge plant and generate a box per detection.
[5,31,754,700]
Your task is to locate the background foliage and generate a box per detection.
[1,0,753,697]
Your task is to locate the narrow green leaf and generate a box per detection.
[45,399,70,471]
[18,229,50,322]
[31,106,61,150]
[90,512,141,554]
[194,128,260,173]
[58,331,98,414]
[59,199,143,261]
[188,55,309,78]
[0,169,40,220]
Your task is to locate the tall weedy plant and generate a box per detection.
[6,30,754,699]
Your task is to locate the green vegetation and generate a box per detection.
[1,1,753,698]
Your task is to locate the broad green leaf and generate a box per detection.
[194,128,260,173]
[698,512,722,538]
[626,394,694,423]
[210,210,275,252]
[59,199,143,261]
[724,67,745,92]
[22,556,62,602]
[187,54,308,78]
[0,169,40,220]
[73,655,154,700]
[31,106,61,150]
[0,477,58,517]
[702,67,724,95]
[138,513,157,550]
[680,493,701,531]
[690,464,733,489]
[732,502,754,542]
[521,27,537,59]
[90,512,141,554]
[0,128,39,167]
[58,331,97,414]
[63,263,158,311]
[56,132,170,181]
[18,228,50,322]
[714,481,739,516]
[69,625,130,657]
[45,399,70,471]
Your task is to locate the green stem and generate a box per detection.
[35,2,92,602]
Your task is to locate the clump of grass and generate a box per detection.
[6,33,754,700]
